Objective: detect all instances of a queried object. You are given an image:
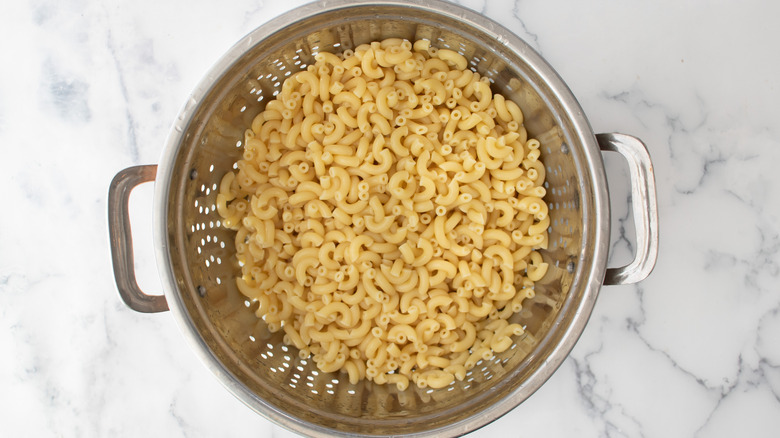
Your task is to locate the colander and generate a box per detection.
[108,1,659,436]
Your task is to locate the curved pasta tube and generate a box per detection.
[359,149,394,175]
[387,324,418,344]
[492,201,515,228]
[356,102,377,132]
[387,170,417,200]
[484,136,513,161]
[294,70,320,97]
[454,162,485,184]
[338,265,361,291]
[421,57,449,77]
[322,114,346,145]
[393,80,418,107]
[361,49,384,79]
[459,200,487,226]
[517,196,549,220]
[527,215,550,236]
[333,90,361,112]
[328,166,351,201]
[375,87,396,120]
[475,137,505,169]
[492,93,512,122]
[318,352,348,373]
[490,167,524,181]
[304,199,333,218]
[394,270,419,294]
[483,245,514,270]
[365,215,394,234]
[315,51,343,67]
[413,175,436,204]
[412,238,434,267]
[388,125,410,158]
[426,294,453,315]
[427,259,457,286]
[419,78,446,105]
[526,250,549,282]
[432,215,451,250]
[317,302,353,327]
[505,99,524,124]
[345,235,374,264]
[471,81,492,112]
[389,307,420,326]
[300,113,322,143]
[454,224,483,249]
[434,178,460,207]
[250,187,287,220]
[435,49,468,70]
[370,113,392,136]
[468,299,493,318]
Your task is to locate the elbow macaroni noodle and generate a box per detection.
[218,38,549,391]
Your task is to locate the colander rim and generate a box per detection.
[152,1,610,436]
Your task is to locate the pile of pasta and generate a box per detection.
[217,38,549,391]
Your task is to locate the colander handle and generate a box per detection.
[597,133,659,285]
[108,164,169,313]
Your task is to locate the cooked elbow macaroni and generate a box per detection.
[218,38,549,391]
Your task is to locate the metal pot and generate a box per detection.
[108,1,658,436]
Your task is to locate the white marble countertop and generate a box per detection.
[2,0,779,436]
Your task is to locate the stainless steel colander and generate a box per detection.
[108,1,659,436]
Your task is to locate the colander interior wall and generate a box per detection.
[162,3,598,436]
